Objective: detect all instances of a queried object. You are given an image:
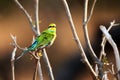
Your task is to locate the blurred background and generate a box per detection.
[0,0,120,80]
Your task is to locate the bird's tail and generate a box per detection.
[16,49,30,60]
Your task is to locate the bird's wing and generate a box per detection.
[28,40,38,50]
[36,31,55,49]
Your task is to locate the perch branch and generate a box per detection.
[14,0,43,80]
[14,0,55,79]
[33,58,43,80]
[62,0,98,78]
[33,0,44,80]
[42,49,54,80]
[34,0,40,34]
[100,25,120,79]
[37,59,43,80]
[34,0,54,79]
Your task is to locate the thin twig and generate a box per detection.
[10,34,24,50]
[33,59,38,80]
[102,71,109,80]
[14,0,38,35]
[33,69,38,80]
[112,64,115,75]
[34,0,40,35]
[86,0,97,24]
[62,0,98,78]
[100,25,120,79]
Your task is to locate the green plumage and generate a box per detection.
[16,23,56,60]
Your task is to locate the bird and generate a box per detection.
[16,23,56,60]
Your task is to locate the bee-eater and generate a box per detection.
[16,23,56,60]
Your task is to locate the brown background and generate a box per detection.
[0,0,120,80]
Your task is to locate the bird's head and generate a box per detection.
[48,23,56,28]
[48,23,56,32]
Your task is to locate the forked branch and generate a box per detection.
[12,0,55,80]
[100,25,120,80]
[62,0,98,78]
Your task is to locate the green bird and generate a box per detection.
[16,23,56,60]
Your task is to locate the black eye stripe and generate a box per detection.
[48,26,55,28]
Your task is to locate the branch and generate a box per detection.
[11,47,17,80]
[33,62,38,80]
[33,1,43,80]
[100,20,119,60]
[37,59,43,80]
[33,59,43,80]
[99,20,120,79]
[10,34,24,50]
[100,25,120,79]
[42,49,54,80]
[14,0,55,80]
[10,35,18,80]
[34,0,40,35]
[85,0,97,24]
[34,0,54,79]
[62,0,98,78]
[14,0,38,35]
[83,0,101,64]
[82,0,104,78]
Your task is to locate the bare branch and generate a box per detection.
[100,25,120,79]
[34,0,40,35]
[62,0,98,78]
[33,61,38,80]
[102,71,109,80]
[100,20,120,60]
[10,34,24,50]
[34,0,54,79]
[14,0,38,35]
[37,59,43,80]
[86,0,97,24]
[14,0,55,80]
[111,64,115,75]
[33,59,43,80]
[42,49,54,80]
[82,0,104,78]
[83,0,100,64]
[11,45,17,80]
[83,0,88,24]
